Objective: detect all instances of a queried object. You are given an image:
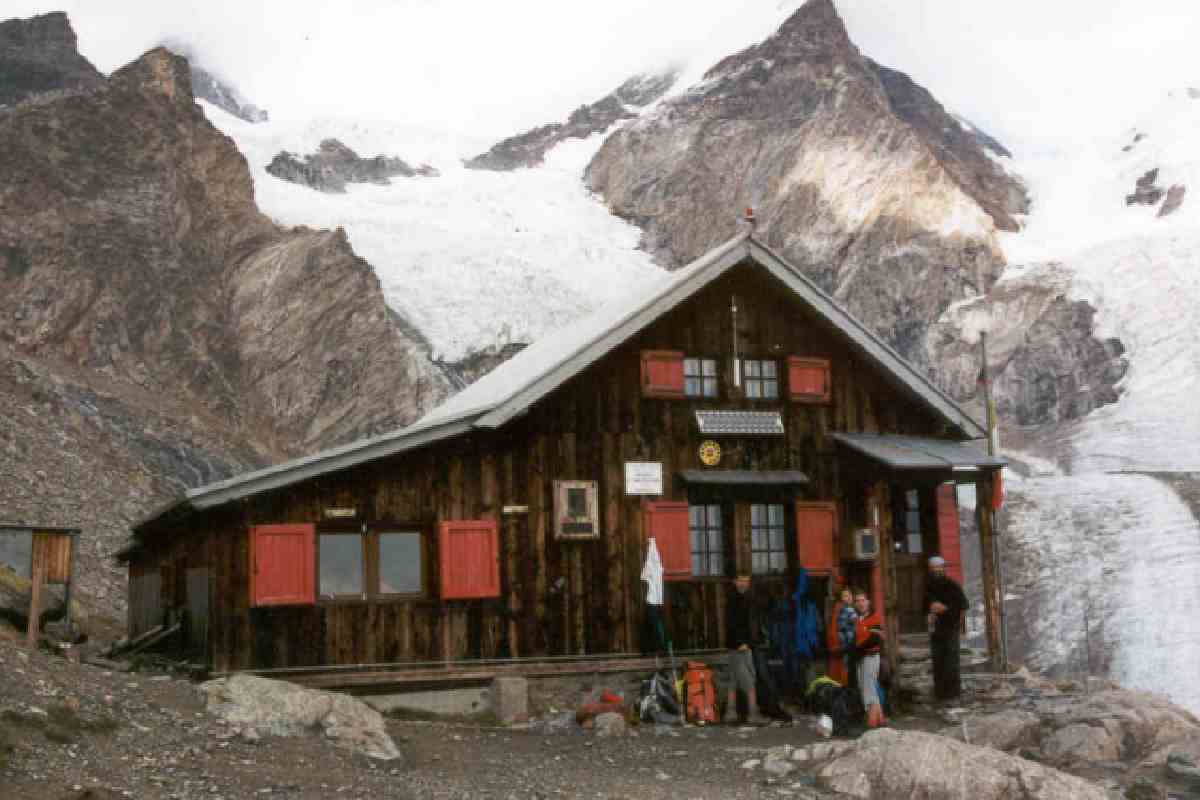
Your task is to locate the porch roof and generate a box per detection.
[829,433,1006,471]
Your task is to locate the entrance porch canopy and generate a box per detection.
[830,433,1006,472]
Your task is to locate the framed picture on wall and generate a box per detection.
[554,480,599,540]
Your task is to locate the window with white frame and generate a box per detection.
[742,359,779,399]
[689,504,724,577]
[751,503,787,574]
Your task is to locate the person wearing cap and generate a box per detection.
[924,556,969,701]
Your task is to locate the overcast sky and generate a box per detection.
[9,0,1198,152]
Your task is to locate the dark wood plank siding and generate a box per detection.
[131,261,954,670]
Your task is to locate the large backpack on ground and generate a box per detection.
[683,661,717,724]
[806,677,864,737]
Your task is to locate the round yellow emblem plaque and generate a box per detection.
[698,440,722,466]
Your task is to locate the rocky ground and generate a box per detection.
[6,632,1200,800]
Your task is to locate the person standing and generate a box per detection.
[724,575,760,724]
[924,555,969,701]
[826,585,856,686]
[851,590,886,728]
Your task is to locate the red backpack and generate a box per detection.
[683,661,717,725]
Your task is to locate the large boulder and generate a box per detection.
[939,708,1041,752]
[202,674,401,761]
[817,728,1108,800]
[1037,689,1200,765]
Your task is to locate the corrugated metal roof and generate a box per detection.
[679,470,809,485]
[694,410,785,436]
[830,433,1006,470]
[133,231,987,535]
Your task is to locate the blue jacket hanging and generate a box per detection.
[792,568,822,660]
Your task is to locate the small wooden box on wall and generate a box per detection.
[554,480,599,540]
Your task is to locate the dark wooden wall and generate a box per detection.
[131,262,957,672]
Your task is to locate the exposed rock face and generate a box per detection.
[586,0,1024,364]
[0,13,103,107]
[1159,183,1186,217]
[266,138,438,193]
[0,43,449,615]
[465,69,678,171]
[870,61,1028,231]
[159,39,268,123]
[202,674,402,760]
[1127,167,1166,206]
[927,262,1127,426]
[816,728,1108,799]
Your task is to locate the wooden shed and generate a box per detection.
[122,231,1005,682]
[0,524,80,644]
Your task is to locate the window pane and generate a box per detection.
[769,528,785,552]
[906,510,920,534]
[763,361,777,378]
[746,380,761,398]
[906,489,919,510]
[708,505,722,527]
[770,552,787,572]
[685,377,701,396]
[709,554,723,576]
[379,532,422,594]
[320,534,363,596]
[907,533,923,554]
[768,504,784,525]
[690,506,704,526]
[751,504,764,525]
[707,529,722,552]
[764,380,778,399]
[752,553,768,574]
[690,529,702,553]
[703,377,718,397]
[701,359,717,376]
[684,358,698,375]
[745,360,761,377]
[752,529,765,550]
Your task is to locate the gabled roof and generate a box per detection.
[132,231,985,536]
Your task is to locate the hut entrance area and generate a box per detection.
[121,232,1005,687]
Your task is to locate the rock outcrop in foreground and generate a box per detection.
[586,0,1028,364]
[267,138,438,193]
[203,675,402,761]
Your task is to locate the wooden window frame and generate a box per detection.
[683,357,719,399]
[741,358,780,401]
[688,503,726,578]
[373,526,429,601]
[750,502,788,575]
[316,522,430,605]
[554,480,600,540]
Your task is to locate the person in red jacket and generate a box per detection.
[851,590,886,729]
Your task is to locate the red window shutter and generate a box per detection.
[795,502,837,573]
[640,351,685,399]
[439,520,501,600]
[991,470,1005,510]
[250,524,315,607]
[935,484,964,583]
[643,501,690,580]
[787,357,831,403]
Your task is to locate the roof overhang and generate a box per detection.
[830,433,1006,471]
[678,470,809,486]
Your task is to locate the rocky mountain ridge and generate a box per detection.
[160,39,269,123]
[0,15,448,618]
[0,11,102,107]
[464,69,679,171]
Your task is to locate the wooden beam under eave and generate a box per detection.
[976,471,1003,671]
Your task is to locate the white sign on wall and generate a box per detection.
[624,462,664,495]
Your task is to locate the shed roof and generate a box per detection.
[132,231,986,536]
[830,433,1006,471]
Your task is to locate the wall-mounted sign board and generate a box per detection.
[624,462,663,496]
[323,508,357,519]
